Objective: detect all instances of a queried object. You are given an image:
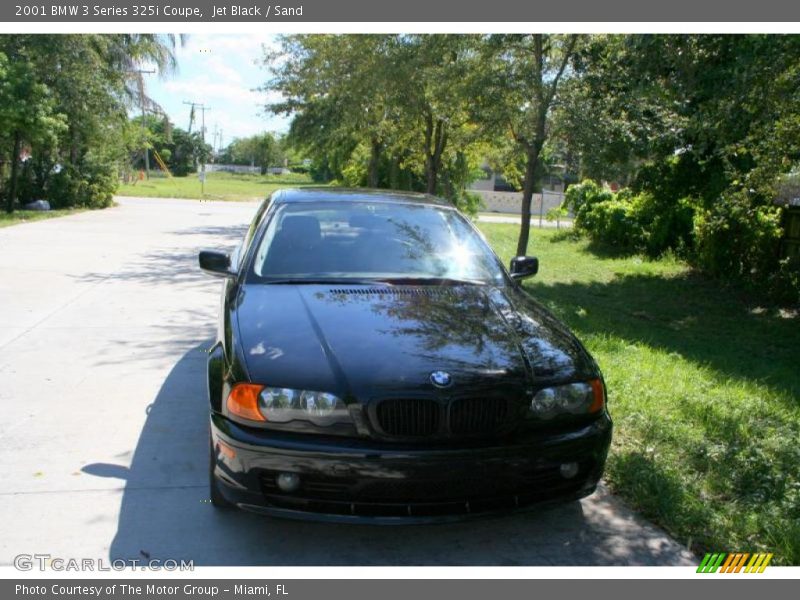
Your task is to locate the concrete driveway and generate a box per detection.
[0,196,695,566]
[477,213,573,228]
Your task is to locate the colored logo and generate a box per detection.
[697,552,773,573]
[429,371,452,388]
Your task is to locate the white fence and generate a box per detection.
[203,164,260,174]
[202,164,291,175]
[474,189,569,216]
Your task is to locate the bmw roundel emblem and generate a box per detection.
[430,371,452,388]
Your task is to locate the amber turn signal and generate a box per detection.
[227,383,266,421]
[589,379,605,413]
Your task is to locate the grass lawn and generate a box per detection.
[479,224,800,564]
[116,171,318,202]
[0,208,87,228]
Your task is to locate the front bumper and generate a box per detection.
[210,412,612,524]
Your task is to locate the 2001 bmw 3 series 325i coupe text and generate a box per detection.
[200,188,612,523]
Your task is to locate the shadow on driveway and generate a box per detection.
[73,222,248,288]
[82,344,693,566]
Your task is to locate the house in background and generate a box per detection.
[469,165,567,194]
[468,165,569,216]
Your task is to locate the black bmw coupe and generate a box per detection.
[200,188,611,522]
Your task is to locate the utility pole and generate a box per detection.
[130,68,156,179]
[183,101,211,197]
[211,123,220,160]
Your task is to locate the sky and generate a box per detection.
[143,33,290,148]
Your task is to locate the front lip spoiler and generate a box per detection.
[233,486,596,525]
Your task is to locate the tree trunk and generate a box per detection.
[7,131,22,214]
[424,117,448,195]
[423,114,435,194]
[516,142,544,256]
[367,138,381,188]
[425,155,438,195]
[513,34,577,256]
[389,155,400,190]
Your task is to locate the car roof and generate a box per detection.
[271,187,453,208]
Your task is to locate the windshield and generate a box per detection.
[250,201,505,284]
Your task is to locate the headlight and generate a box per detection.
[227,383,350,427]
[528,379,605,419]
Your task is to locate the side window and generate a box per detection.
[230,196,273,273]
[241,196,273,254]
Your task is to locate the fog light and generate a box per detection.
[276,472,301,493]
[560,462,579,479]
[216,440,236,460]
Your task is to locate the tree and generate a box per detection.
[557,35,800,300]
[562,35,800,203]
[0,34,182,210]
[127,115,210,177]
[220,133,283,174]
[264,34,483,205]
[473,34,580,255]
[0,39,65,212]
[266,35,397,187]
[100,34,185,111]
[392,35,478,195]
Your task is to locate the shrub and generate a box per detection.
[545,206,569,222]
[629,192,695,257]
[340,144,369,187]
[692,192,791,298]
[47,158,116,209]
[47,166,81,208]
[569,180,799,303]
[566,179,697,258]
[564,179,614,224]
[580,197,642,249]
[14,163,41,206]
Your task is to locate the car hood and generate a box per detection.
[234,284,592,398]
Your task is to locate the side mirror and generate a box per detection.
[199,250,236,279]
[509,256,539,280]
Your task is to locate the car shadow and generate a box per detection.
[82,344,694,566]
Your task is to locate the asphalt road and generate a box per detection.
[0,196,695,566]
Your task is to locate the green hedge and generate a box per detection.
[47,160,116,209]
[565,180,693,256]
[564,180,799,304]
